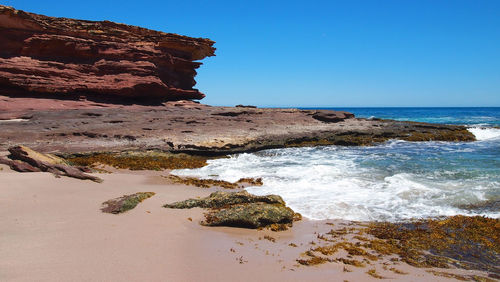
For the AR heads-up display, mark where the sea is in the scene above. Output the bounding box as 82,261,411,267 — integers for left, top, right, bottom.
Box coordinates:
172,107,500,222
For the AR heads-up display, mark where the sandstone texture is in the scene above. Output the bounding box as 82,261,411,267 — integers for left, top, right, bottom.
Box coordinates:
0,145,102,182
0,5,215,102
0,105,475,155
165,191,299,229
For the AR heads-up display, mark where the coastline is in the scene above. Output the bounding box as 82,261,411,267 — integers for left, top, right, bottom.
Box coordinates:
0,101,474,155
1,164,495,281
0,5,498,282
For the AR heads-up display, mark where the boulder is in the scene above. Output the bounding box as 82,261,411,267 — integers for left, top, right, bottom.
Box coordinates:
312,110,355,123
3,145,102,182
0,5,215,103
101,192,155,214
235,104,257,108
8,145,68,167
0,157,39,172
165,191,300,229
203,202,295,228
164,190,284,209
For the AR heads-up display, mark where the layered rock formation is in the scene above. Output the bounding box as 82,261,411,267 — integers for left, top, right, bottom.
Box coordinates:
0,5,215,102
0,145,102,182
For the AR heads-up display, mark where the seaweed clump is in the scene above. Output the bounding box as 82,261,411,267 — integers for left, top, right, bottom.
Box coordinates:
366,269,385,279
283,127,475,148
294,216,498,281
166,175,263,189
66,151,210,170
402,128,475,142
101,192,155,214
297,256,330,266
313,242,378,261
297,250,332,266
365,216,500,273
297,250,368,267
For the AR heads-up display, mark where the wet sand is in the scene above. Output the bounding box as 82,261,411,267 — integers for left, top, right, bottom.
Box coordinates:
0,165,491,281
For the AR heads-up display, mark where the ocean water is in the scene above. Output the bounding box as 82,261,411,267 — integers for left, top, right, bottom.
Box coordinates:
172,108,500,222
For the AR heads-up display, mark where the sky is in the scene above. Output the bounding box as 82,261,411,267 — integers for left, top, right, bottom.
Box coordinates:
5,0,500,107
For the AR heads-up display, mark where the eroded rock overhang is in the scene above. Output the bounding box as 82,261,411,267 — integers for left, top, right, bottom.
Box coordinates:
0,5,216,102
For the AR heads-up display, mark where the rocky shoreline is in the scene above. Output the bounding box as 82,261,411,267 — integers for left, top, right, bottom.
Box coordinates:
1,104,495,281
0,103,475,155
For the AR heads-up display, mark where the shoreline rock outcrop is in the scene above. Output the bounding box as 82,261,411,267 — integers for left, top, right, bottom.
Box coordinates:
0,106,475,156
165,191,301,230
165,191,285,209
0,5,215,103
166,175,263,189
101,192,155,214
0,145,102,182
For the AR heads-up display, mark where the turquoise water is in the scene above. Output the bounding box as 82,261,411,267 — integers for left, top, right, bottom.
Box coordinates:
316,107,500,126
173,108,500,221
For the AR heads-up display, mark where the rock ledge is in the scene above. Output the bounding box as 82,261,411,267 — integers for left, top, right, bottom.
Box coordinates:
0,5,215,102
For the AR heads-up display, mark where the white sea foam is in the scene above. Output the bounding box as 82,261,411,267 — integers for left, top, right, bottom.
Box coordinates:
0,118,29,123
172,144,499,222
468,127,500,140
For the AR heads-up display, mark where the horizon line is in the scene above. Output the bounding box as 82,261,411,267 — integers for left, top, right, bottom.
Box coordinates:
211,105,500,108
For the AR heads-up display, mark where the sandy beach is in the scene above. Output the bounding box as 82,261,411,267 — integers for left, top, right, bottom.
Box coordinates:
1,163,493,282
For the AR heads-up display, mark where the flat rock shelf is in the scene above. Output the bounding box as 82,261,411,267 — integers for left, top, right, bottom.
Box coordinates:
0,104,474,155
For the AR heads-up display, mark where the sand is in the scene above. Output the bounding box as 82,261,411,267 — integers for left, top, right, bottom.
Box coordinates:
0,165,492,281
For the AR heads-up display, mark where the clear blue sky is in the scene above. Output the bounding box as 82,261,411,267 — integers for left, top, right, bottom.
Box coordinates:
6,0,500,107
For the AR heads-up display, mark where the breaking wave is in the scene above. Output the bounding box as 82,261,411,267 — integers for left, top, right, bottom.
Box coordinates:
172,140,500,222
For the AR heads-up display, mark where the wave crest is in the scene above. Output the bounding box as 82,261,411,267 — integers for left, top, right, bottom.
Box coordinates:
468,127,500,141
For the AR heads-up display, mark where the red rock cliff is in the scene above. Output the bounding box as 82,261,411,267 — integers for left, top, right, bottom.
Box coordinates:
0,5,215,102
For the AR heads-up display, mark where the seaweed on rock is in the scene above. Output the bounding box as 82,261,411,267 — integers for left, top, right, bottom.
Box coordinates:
101,192,156,214
66,152,210,170
164,191,301,230
203,202,295,229
365,216,500,273
166,175,263,189
295,215,499,280
164,191,284,209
